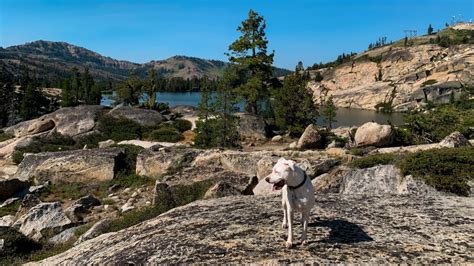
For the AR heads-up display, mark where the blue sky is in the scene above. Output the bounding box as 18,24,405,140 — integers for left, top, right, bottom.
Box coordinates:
1,0,473,69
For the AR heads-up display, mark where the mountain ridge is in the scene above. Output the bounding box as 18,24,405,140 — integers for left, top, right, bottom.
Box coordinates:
0,40,291,82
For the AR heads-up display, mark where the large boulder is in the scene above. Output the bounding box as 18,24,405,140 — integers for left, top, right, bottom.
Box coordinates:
0,178,29,201
14,148,125,183
13,202,74,241
235,113,267,140
4,105,107,138
354,122,394,147
340,165,401,194
136,147,201,178
108,106,164,127
48,227,78,245
339,165,438,195
297,124,322,149
439,131,471,148
219,151,263,177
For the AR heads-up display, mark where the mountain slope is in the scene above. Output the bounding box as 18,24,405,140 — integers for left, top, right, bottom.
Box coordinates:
0,40,291,82
309,24,474,111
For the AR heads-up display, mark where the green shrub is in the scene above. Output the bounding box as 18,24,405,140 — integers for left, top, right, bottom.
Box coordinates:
393,126,416,146
96,115,144,141
173,119,192,132
349,153,399,169
148,128,184,142
38,183,86,201
404,102,474,142
397,147,474,196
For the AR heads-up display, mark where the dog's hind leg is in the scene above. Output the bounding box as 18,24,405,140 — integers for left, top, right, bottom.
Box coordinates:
301,209,310,246
285,204,294,248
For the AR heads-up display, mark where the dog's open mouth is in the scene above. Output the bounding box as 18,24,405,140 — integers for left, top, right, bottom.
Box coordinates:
272,179,286,191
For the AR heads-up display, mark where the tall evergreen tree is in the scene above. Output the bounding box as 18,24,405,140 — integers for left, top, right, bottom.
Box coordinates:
81,67,96,104
213,67,240,147
0,72,17,127
226,9,274,115
322,96,338,129
143,69,158,109
19,80,49,120
116,70,143,106
60,79,74,107
271,65,318,136
194,76,218,148
71,67,81,104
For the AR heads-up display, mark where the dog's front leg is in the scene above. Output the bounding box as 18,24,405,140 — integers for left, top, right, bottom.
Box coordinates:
285,204,294,248
282,202,288,228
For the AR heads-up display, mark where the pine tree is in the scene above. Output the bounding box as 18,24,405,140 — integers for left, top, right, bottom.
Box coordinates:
226,9,274,115
322,96,337,129
71,67,81,104
144,69,158,109
19,80,49,120
60,79,74,107
81,67,95,104
213,67,240,147
116,70,143,106
427,24,434,35
271,65,318,136
194,76,218,148
0,73,17,127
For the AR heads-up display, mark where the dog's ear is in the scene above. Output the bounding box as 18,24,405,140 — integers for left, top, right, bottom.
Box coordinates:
284,160,295,171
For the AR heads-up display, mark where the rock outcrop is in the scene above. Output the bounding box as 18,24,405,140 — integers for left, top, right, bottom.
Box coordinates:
5,105,107,138
235,113,267,140
309,44,474,110
354,122,394,147
297,124,322,149
136,147,201,178
439,131,472,148
14,148,125,183
13,202,74,241
35,194,473,264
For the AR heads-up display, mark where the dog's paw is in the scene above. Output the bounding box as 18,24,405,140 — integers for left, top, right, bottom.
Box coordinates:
282,223,287,229
285,241,293,249
301,240,307,246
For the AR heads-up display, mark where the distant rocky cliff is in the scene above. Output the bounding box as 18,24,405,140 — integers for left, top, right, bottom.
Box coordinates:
309,28,474,111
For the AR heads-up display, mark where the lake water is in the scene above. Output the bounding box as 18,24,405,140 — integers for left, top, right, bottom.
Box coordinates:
101,92,404,127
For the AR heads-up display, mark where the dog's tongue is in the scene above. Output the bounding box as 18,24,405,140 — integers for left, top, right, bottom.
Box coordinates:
272,184,276,192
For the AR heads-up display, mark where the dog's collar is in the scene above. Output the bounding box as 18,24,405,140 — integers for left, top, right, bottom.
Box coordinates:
287,172,307,190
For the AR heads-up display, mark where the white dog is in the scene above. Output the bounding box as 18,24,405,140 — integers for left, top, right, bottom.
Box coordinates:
265,158,315,248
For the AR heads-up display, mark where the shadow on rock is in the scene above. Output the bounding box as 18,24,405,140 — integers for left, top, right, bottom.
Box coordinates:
309,219,373,244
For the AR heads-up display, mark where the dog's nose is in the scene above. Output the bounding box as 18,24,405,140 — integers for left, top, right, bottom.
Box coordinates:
265,176,270,183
